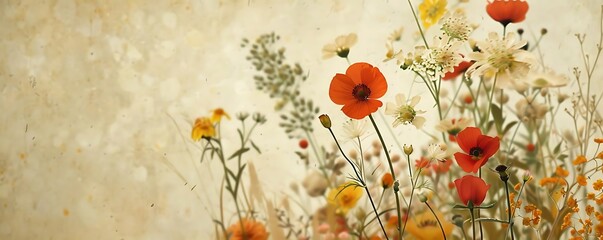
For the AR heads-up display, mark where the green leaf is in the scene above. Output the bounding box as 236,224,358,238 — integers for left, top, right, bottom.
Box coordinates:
503,121,518,135
228,148,250,160
491,103,503,134
453,204,469,209
250,140,261,154
475,201,497,209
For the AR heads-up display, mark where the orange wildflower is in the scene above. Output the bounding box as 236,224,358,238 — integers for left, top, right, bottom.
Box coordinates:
597,151,603,160
555,166,569,177
593,179,603,191
329,62,388,119
577,175,587,186
382,173,394,189
594,138,603,144
572,155,587,165
226,219,269,240
210,108,230,123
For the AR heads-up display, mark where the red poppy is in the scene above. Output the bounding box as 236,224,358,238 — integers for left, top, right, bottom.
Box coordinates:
329,62,388,119
415,157,430,169
454,127,500,173
442,61,473,80
454,175,490,206
486,0,529,27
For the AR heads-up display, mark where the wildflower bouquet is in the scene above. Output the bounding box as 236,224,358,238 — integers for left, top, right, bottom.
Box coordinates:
192,1,603,239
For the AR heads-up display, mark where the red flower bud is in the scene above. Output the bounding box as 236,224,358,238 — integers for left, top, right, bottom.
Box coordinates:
454,175,490,206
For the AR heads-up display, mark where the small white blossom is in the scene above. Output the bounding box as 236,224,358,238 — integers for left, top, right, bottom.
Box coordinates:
343,118,368,140
408,36,464,80
322,33,357,59
441,11,472,41
385,94,426,129
524,68,569,88
426,144,447,162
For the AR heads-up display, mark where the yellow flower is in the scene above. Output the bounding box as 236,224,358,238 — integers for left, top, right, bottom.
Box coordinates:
406,209,454,240
191,117,215,141
210,108,230,123
418,0,448,29
327,182,363,214
226,219,269,240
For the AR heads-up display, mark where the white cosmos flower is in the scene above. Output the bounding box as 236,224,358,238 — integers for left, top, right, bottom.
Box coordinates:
467,32,537,90
343,118,368,140
385,94,426,129
322,33,358,59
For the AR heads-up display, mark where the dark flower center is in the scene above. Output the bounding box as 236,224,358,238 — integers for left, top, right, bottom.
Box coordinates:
470,147,484,159
352,84,371,101
337,48,350,58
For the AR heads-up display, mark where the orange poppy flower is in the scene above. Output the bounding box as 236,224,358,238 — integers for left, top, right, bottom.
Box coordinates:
453,127,500,173
486,0,529,27
329,62,388,119
454,175,490,206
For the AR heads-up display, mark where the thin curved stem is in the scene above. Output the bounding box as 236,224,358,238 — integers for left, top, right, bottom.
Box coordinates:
369,114,401,240
426,202,447,240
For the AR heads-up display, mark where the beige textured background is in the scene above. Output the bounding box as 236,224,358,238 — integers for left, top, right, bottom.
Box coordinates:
1,0,601,239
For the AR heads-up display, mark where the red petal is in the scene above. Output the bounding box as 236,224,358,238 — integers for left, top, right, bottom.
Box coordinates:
454,153,479,173
480,136,501,159
454,178,469,206
341,99,382,119
329,73,357,105
362,66,388,99
346,62,372,85
456,127,481,153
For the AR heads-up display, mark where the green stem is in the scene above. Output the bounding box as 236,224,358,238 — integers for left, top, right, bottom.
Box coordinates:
406,0,429,48
426,202,447,240
327,127,388,239
369,114,401,240
470,207,476,240
504,180,515,240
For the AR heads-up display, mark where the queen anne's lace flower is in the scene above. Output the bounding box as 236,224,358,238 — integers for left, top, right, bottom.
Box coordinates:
407,36,464,80
467,32,537,90
441,11,472,41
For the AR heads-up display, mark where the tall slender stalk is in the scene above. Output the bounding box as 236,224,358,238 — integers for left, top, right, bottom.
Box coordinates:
326,127,389,239
369,114,402,240
426,202,447,240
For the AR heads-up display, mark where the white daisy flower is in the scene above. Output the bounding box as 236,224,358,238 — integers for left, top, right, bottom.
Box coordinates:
385,94,427,129
467,32,537,90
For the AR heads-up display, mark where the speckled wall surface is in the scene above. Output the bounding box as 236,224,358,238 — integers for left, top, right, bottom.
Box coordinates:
1,0,601,239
